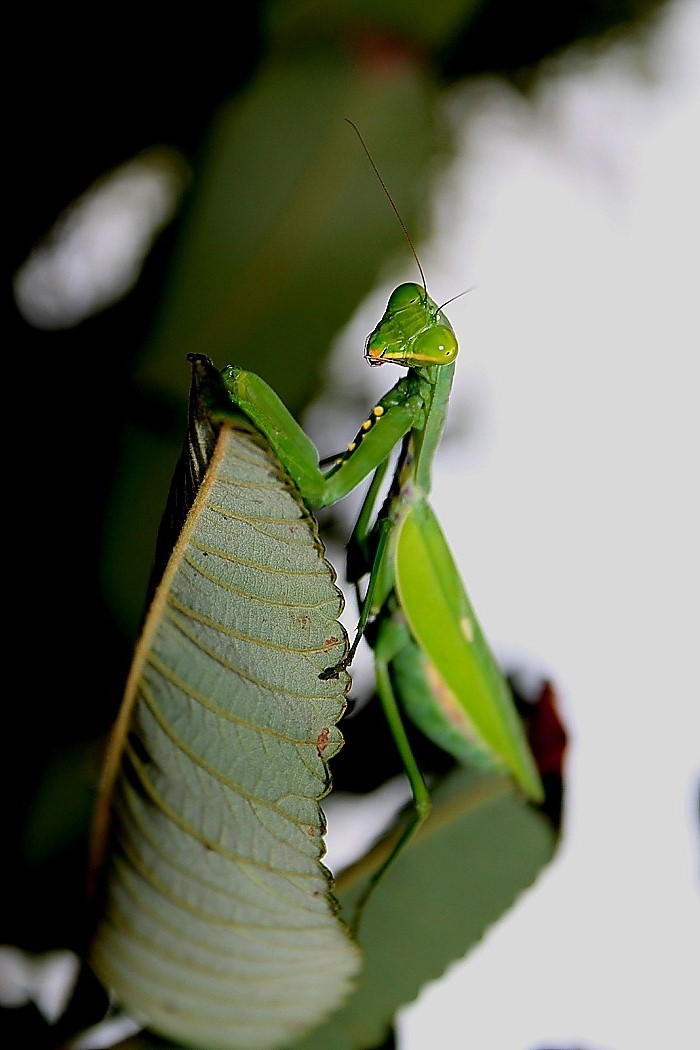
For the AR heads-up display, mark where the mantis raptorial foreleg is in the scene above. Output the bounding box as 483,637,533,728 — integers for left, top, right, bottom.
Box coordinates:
220,364,425,507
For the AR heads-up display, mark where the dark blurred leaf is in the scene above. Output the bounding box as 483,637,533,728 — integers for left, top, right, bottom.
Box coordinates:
266,0,483,50
441,0,670,80
21,745,102,867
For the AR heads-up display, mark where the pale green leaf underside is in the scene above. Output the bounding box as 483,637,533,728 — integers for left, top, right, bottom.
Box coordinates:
91,419,360,1050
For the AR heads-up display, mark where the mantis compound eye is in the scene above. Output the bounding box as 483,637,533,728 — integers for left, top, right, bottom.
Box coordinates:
387,281,424,312
411,325,458,365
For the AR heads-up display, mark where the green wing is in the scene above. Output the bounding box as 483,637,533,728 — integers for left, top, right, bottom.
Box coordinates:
90,359,360,1050
395,500,543,801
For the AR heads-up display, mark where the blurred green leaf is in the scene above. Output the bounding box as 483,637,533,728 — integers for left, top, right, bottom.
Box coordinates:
101,419,183,636
137,53,442,413
291,769,556,1050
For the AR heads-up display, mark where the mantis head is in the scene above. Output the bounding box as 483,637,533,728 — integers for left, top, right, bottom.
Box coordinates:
365,282,458,368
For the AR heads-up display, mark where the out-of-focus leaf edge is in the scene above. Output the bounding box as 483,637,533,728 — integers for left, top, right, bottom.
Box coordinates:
289,766,558,1050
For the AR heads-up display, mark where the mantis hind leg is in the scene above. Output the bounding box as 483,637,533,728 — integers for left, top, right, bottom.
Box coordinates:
319,506,393,680
350,622,432,935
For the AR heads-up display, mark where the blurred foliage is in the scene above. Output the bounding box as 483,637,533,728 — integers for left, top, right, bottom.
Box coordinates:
292,767,557,1050
4,0,667,1046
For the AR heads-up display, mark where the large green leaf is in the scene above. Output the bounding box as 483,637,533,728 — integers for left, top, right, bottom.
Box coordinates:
396,500,543,800
90,358,360,1050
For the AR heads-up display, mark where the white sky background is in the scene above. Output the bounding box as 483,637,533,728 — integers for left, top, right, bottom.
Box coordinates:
323,2,699,1048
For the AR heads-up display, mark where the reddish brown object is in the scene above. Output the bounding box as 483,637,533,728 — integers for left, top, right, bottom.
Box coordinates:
526,680,568,779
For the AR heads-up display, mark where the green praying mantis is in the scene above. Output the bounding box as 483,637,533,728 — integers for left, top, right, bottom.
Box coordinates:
216,126,543,912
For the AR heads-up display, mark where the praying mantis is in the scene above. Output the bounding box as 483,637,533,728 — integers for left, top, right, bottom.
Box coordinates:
220,280,541,890
218,125,543,909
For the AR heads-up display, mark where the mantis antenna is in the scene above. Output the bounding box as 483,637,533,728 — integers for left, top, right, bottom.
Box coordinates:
438,287,475,312
345,118,428,297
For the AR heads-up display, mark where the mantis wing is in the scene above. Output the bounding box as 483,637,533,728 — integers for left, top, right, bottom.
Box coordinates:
394,500,543,801
90,359,360,1050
